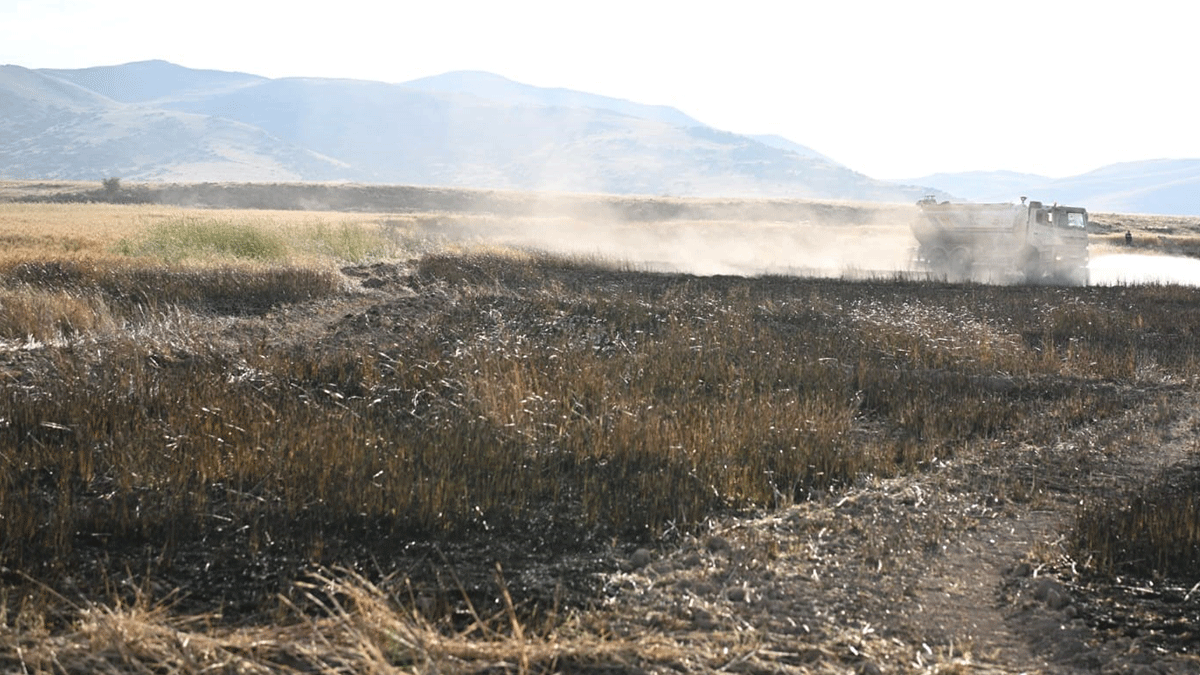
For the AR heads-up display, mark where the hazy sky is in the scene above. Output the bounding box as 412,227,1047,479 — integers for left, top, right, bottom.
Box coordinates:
2,0,1192,178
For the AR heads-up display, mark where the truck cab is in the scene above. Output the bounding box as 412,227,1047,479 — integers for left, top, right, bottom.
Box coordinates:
1023,200,1089,284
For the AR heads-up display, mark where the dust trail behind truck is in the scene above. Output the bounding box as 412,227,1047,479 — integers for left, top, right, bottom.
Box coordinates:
912,196,1089,285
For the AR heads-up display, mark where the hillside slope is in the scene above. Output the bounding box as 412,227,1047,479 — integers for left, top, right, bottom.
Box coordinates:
1,60,939,201
0,65,349,182
401,70,704,128
910,160,1200,215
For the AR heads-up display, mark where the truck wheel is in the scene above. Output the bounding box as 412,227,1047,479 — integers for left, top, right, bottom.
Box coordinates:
1021,247,1042,283
948,247,973,279
924,247,948,276
1061,267,1089,286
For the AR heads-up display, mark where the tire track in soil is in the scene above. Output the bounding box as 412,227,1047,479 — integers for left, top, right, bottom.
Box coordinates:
907,388,1200,674
908,509,1064,673
595,389,1200,673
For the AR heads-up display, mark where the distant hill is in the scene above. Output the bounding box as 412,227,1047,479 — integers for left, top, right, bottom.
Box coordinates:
748,134,841,165
909,160,1200,216
38,59,265,104
1050,160,1200,215
402,70,704,129
17,60,1198,214
0,65,348,182
0,63,113,110
901,170,1051,204
0,60,945,202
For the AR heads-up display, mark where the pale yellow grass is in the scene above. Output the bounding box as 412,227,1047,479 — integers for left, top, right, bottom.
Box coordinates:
0,203,423,264
0,203,151,258
4,569,682,675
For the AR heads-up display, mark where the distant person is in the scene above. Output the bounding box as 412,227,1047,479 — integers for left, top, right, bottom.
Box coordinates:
1125,230,1133,246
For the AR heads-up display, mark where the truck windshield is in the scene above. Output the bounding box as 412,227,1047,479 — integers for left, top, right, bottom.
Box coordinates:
1064,212,1086,229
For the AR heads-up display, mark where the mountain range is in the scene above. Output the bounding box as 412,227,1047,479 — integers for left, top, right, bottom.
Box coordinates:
906,160,1200,216
2,60,1196,214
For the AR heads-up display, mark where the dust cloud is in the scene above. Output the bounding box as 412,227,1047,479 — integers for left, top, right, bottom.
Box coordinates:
1089,253,1200,287
418,199,921,278
423,205,1200,287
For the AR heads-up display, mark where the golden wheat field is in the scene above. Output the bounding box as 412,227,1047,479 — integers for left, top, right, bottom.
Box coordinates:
1,183,1199,674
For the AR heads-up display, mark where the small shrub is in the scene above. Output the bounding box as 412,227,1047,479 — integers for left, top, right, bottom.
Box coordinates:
295,221,399,262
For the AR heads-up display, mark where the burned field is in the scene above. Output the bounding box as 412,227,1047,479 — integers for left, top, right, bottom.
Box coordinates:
1,196,1199,672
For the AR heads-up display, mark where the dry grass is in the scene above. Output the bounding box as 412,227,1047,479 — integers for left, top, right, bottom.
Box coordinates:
1089,211,1200,237
1,566,753,675
0,258,343,341
3,251,1196,562
0,203,154,259
0,203,430,265
1073,466,1200,583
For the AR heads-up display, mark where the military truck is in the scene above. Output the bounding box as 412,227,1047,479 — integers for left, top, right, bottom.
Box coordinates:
912,196,1089,284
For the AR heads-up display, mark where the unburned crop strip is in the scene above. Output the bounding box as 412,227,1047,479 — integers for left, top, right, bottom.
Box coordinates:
0,258,342,340
0,286,118,341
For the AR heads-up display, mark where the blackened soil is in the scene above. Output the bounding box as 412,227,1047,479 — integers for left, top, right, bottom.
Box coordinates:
43,507,616,626
5,254,1200,674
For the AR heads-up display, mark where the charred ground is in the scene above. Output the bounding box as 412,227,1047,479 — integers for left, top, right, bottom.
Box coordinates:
0,186,1198,673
